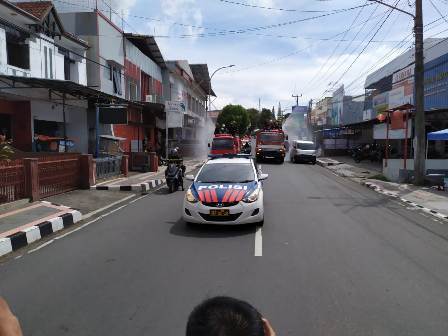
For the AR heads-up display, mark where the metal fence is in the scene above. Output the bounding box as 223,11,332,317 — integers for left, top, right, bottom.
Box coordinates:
95,155,122,180
0,160,26,204
38,155,81,198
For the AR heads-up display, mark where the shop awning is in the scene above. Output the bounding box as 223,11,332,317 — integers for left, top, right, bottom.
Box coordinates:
428,129,448,141
0,75,143,106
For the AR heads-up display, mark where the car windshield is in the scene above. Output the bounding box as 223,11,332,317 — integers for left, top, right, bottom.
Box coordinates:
298,142,315,150
196,163,255,183
212,138,234,150
260,133,284,143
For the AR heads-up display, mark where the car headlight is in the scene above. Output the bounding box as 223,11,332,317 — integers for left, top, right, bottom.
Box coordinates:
185,189,198,203
243,187,261,203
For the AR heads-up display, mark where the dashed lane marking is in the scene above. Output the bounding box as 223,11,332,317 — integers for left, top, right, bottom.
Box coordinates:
255,227,262,257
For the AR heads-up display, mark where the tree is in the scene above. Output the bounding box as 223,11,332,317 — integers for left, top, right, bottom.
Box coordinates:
216,104,250,136
246,108,260,132
258,108,275,129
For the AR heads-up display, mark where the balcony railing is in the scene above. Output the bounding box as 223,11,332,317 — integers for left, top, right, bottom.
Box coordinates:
5,65,31,78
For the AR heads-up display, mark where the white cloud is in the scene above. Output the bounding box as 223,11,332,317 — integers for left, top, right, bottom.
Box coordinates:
160,0,204,36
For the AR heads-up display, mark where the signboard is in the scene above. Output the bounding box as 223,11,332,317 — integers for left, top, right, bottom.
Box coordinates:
332,85,344,125
393,64,414,84
373,120,412,140
372,92,389,114
166,101,185,128
99,106,128,124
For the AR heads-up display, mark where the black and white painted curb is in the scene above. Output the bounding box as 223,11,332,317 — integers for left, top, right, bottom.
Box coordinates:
0,204,82,257
361,181,448,221
316,158,340,167
91,179,166,192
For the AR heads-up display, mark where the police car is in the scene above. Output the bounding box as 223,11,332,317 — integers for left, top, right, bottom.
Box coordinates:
183,156,268,226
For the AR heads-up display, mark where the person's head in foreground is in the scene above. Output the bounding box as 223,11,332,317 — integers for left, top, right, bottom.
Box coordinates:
186,296,276,336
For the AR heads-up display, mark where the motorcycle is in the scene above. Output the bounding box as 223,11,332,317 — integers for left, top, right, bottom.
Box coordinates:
164,148,186,193
352,145,370,163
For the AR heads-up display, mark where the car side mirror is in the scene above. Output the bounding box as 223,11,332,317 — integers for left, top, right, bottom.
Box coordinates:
185,174,195,181
259,173,269,181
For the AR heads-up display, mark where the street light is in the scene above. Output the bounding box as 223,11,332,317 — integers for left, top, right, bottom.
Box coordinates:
368,0,425,185
207,65,235,120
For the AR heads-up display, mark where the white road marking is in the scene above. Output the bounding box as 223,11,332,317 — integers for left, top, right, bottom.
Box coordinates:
82,194,136,220
96,177,125,186
28,240,55,253
255,227,263,257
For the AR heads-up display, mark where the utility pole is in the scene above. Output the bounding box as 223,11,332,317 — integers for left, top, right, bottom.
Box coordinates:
414,0,425,185
368,0,425,185
258,98,261,112
292,94,302,107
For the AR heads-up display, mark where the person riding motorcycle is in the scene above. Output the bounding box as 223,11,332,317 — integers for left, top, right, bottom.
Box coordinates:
165,147,186,192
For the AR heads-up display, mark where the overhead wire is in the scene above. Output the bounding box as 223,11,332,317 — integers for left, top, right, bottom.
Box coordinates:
322,0,402,98
429,0,448,24
217,0,365,12
304,1,373,91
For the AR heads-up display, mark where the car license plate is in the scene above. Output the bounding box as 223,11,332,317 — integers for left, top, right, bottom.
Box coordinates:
210,209,230,216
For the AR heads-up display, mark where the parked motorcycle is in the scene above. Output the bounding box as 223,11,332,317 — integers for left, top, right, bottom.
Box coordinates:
352,144,370,163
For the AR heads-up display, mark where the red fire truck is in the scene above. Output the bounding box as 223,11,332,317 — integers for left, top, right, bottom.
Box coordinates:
209,134,239,155
255,128,286,163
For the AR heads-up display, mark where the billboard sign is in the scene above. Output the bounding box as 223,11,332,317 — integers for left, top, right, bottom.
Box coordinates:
372,92,389,114
166,101,185,128
99,106,128,124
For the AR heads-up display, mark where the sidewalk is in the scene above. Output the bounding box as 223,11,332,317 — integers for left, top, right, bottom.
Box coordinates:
0,157,205,257
0,200,82,256
318,156,382,179
317,156,448,219
92,158,204,192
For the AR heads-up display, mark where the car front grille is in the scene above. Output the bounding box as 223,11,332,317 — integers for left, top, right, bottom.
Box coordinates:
199,213,242,222
202,201,239,207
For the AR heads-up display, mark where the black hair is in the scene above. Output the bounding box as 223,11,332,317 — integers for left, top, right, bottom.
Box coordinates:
186,296,265,336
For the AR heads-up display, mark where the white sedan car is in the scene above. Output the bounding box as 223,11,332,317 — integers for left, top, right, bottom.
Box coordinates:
182,156,268,226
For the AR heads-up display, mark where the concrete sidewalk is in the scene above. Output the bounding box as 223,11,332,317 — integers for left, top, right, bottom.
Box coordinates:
317,156,382,178
91,158,204,192
361,179,448,219
0,200,82,257
317,156,448,219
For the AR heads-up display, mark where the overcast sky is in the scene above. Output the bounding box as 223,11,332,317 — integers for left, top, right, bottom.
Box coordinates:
110,0,447,112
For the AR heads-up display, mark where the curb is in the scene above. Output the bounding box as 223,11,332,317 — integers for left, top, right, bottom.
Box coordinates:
361,180,448,221
0,208,82,258
316,159,340,167
91,179,166,193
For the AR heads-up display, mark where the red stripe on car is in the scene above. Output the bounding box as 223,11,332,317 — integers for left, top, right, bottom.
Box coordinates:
210,189,218,202
222,189,233,203
204,190,211,203
228,190,240,202
235,190,246,202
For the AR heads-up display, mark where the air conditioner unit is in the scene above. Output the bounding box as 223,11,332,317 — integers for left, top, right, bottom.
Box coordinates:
145,94,156,103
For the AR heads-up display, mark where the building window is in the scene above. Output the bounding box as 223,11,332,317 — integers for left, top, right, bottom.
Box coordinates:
6,30,29,70
128,80,138,101
108,62,122,95
44,46,48,78
49,49,53,79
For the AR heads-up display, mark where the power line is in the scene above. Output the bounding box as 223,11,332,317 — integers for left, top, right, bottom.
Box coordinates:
305,1,373,90
309,4,387,93
325,0,401,96
225,10,391,73
217,0,365,12
429,0,448,24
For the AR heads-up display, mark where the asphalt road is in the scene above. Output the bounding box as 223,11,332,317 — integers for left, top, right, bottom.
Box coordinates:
1,162,448,335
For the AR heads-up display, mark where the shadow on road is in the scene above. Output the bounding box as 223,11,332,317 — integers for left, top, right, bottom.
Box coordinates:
167,218,255,239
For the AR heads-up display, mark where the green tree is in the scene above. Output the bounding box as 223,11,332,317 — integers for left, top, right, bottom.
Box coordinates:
258,108,275,129
246,108,260,132
216,104,250,136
